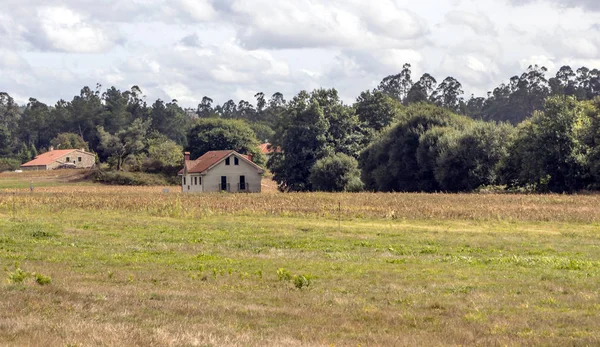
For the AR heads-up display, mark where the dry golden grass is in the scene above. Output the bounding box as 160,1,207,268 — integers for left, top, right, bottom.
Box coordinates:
1,186,600,223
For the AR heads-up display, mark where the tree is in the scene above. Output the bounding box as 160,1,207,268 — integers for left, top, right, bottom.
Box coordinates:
377,63,413,102
186,118,264,166
150,99,191,146
269,97,329,192
359,103,471,192
102,86,132,134
68,86,104,148
406,73,437,104
432,77,464,112
248,122,275,143
355,90,403,132
18,98,51,149
50,133,89,151
145,133,184,174
97,118,150,171
197,96,214,118
499,96,586,192
309,153,363,192
433,122,514,192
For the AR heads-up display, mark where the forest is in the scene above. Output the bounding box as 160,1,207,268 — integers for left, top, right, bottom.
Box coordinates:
1,63,600,193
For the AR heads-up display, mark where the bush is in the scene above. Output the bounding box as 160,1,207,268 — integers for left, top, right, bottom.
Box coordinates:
91,170,173,186
309,153,363,192
0,158,21,172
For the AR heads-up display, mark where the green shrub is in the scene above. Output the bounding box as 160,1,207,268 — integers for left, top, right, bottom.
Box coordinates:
0,158,21,172
34,273,52,285
91,170,172,186
310,153,363,192
277,268,292,281
293,275,312,289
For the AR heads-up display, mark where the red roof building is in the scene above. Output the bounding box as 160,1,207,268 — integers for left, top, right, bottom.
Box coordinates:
179,150,264,193
20,148,95,171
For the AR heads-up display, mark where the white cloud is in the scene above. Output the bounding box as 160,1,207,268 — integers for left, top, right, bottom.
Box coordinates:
445,11,497,36
32,7,114,53
0,0,600,108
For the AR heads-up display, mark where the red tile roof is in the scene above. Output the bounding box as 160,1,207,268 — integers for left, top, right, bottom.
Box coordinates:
178,150,264,175
260,143,281,154
21,149,79,167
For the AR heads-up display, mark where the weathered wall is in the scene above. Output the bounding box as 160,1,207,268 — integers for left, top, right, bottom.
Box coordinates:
47,151,95,170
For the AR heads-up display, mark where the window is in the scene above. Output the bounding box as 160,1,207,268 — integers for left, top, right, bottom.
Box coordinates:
199,177,202,185
240,175,246,190
183,177,186,185
225,157,230,165
78,157,82,162
66,157,70,162
234,157,239,165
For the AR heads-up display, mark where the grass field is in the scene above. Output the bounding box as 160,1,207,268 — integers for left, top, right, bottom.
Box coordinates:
0,171,599,346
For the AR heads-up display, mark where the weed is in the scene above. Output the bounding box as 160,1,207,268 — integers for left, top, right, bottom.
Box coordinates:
293,275,312,289
277,268,292,281
8,267,29,284
34,273,52,285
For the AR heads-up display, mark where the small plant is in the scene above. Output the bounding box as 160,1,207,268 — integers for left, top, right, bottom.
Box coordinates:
8,267,29,284
277,268,292,281
293,275,312,289
34,273,52,285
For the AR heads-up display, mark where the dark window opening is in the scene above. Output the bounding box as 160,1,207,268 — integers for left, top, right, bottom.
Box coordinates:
240,175,246,190
234,157,239,165
78,157,82,162
183,177,186,185
199,177,202,185
194,177,198,185
66,157,70,162
225,157,230,165
221,176,227,191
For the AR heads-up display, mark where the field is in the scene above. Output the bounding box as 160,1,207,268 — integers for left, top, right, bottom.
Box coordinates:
0,171,599,346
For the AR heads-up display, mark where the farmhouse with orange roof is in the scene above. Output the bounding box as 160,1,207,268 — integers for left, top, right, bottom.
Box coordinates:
20,147,95,171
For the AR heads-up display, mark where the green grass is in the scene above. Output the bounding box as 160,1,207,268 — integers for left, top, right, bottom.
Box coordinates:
0,202,599,346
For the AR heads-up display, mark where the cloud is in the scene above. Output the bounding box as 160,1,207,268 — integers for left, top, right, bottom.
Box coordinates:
536,26,600,59
22,7,116,53
225,0,429,50
508,0,600,11
445,11,497,36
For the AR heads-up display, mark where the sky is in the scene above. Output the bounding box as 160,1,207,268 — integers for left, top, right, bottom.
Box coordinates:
0,0,599,108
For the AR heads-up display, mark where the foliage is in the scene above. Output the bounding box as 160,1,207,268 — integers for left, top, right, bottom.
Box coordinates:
50,132,90,151
360,103,471,192
97,118,150,171
500,96,586,192
91,170,173,186
433,122,515,192
269,89,363,191
146,134,184,173
0,158,21,172
186,118,264,166
355,90,403,132
309,153,363,192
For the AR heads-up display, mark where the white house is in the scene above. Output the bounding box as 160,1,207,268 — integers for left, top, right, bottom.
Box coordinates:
178,150,264,193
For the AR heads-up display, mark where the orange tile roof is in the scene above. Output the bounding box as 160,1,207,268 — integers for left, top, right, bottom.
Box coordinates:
21,149,78,167
260,143,281,154
178,150,264,175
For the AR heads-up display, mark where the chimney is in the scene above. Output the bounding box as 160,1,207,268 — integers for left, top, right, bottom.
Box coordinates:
184,152,190,161
80,148,85,152
49,146,54,151
248,154,253,162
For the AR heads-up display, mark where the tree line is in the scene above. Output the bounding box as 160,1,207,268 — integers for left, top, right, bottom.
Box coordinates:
1,63,600,192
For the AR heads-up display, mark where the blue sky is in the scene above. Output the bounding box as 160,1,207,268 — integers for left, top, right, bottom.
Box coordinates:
1,0,599,107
